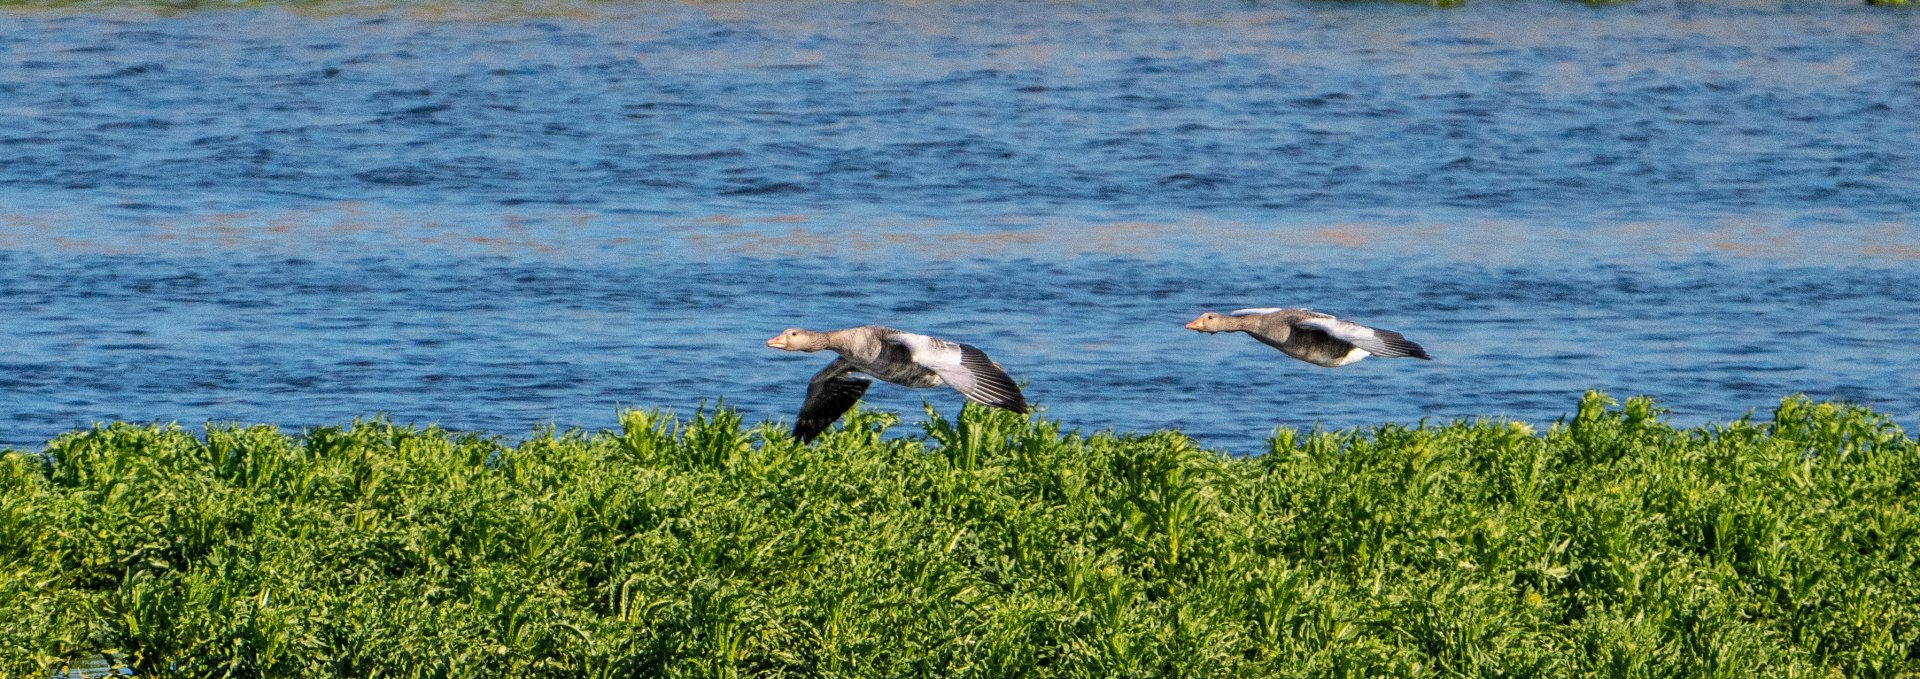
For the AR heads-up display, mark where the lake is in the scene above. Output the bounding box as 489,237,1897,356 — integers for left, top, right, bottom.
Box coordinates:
2,0,1916,453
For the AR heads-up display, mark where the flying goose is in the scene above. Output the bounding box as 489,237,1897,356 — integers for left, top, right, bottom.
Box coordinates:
1185,308,1430,367
767,326,1029,442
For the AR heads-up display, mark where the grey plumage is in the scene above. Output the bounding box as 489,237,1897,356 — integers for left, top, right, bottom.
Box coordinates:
769,326,1029,443
1188,308,1431,367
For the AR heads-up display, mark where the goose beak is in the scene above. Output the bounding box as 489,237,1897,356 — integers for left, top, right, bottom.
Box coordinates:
766,335,787,349
1184,318,1204,331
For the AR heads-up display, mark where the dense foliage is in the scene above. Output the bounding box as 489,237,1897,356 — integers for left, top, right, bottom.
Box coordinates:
3,393,1918,677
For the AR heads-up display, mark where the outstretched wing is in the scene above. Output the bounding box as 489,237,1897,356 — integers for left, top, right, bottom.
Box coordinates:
885,334,1030,413
794,358,873,443
1291,317,1431,360
1230,307,1288,316
949,344,1030,413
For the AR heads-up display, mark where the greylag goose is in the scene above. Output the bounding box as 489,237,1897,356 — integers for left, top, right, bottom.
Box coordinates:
767,326,1029,442
1185,308,1430,367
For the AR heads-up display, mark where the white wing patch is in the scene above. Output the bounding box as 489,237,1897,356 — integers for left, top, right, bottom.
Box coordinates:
1230,307,1286,316
883,332,1028,412
1294,317,1374,342
884,332,960,367
1293,317,1429,360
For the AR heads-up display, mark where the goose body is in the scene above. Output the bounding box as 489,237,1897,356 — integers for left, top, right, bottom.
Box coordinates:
1185,308,1430,367
767,326,1028,442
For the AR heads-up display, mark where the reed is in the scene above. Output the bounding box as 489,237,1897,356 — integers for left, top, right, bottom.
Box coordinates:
4,392,1917,677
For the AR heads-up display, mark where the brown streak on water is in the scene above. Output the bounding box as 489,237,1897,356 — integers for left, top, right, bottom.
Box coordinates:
4,204,1918,267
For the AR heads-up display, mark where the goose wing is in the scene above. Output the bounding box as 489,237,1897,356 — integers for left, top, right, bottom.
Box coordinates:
1291,317,1431,360
885,333,1029,413
793,358,872,443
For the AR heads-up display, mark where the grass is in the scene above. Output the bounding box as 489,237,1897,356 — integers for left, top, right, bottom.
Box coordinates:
3,392,1918,677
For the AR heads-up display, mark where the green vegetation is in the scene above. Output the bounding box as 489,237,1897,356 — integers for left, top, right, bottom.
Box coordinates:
4,393,1918,677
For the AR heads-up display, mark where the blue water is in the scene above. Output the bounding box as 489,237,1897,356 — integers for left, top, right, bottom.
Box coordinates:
2,0,1917,453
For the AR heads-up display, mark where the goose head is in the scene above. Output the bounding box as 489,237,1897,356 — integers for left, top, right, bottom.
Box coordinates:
1185,312,1229,334
766,328,829,351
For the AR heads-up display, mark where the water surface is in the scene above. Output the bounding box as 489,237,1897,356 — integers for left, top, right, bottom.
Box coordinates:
3,0,1917,452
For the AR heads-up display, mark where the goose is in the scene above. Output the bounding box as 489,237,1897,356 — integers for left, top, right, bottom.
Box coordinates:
767,326,1029,442
1185,308,1430,367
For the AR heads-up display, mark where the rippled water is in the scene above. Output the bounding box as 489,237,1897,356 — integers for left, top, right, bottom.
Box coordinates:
2,0,1917,452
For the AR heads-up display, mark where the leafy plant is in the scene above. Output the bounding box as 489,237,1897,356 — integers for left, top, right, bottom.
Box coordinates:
4,393,1917,677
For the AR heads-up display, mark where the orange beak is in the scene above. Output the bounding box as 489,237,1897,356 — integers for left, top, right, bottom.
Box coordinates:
1184,318,1205,331
766,335,787,349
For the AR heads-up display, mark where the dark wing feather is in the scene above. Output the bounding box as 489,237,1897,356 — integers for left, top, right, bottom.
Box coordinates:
794,359,872,443
954,344,1029,414
1292,317,1431,360
1366,327,1431,359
